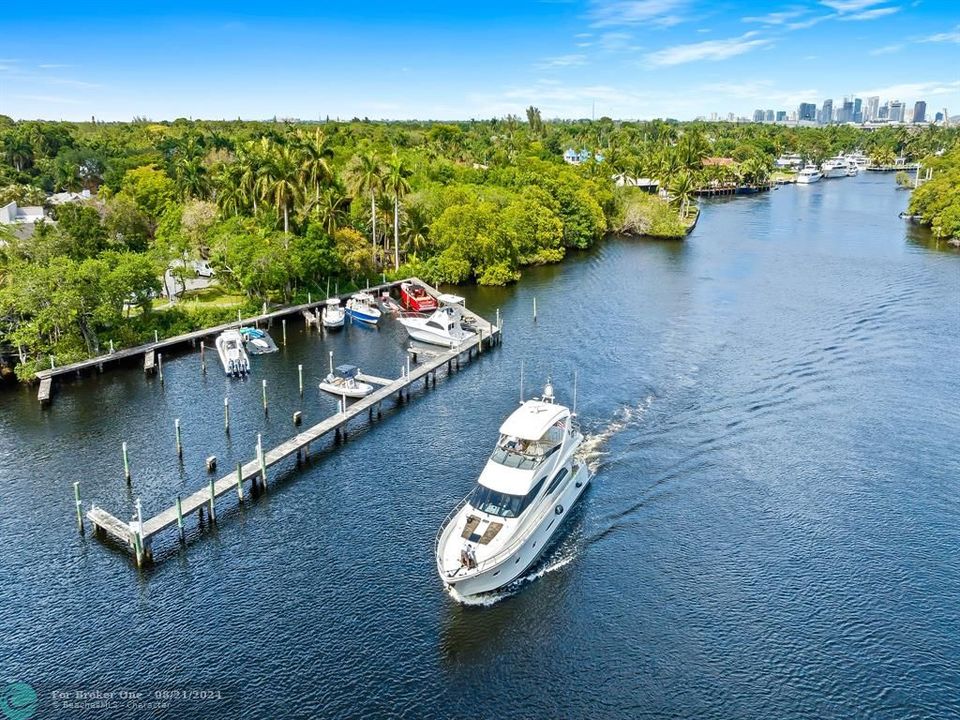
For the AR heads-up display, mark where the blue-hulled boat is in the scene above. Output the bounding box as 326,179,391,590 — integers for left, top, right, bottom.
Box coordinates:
345,292,382,325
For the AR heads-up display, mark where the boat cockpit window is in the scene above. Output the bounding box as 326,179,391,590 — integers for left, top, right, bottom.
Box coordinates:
426,320,444,330
472,478,546,519
546,467,568,495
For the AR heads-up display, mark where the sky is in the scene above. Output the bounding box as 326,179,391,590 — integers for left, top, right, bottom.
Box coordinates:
1,0,958,121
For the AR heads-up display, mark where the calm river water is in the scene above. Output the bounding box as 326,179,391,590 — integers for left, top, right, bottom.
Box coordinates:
2,173,958,719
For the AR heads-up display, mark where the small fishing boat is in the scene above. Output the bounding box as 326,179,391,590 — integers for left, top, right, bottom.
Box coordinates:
400,282,438,313
345,292,382,325
321,298,346,329
239,327,278,354
397,294,475,348
318,364,373,399
379,292,402,315
436,381,589,597
215,329,250,376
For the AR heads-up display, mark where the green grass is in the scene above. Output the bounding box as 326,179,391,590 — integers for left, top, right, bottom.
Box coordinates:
154,284,248,311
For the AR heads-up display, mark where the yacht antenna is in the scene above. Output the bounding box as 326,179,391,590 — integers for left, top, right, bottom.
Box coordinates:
573,369,578,416
519,360,524,404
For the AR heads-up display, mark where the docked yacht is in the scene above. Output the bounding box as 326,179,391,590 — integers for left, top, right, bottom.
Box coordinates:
400,282,438,313
345,292,381,325
821,156,849,179
215,329,250,376
318,363,373,398
436,382,590,597
796,165,823,184
321,298,345,329
397,294,475,348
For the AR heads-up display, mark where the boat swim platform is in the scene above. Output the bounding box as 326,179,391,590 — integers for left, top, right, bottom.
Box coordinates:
34,277,444,405
81,283,502,567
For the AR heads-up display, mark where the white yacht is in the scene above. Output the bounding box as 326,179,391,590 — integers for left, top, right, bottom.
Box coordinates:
820,156,849,179
321,298,345,329
436,382,590,597
215,329,250,376
847,151,870,171
398,294,475,348
796,165,823,184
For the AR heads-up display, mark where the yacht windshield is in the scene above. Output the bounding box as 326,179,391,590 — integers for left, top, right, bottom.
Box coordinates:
471,479,545,519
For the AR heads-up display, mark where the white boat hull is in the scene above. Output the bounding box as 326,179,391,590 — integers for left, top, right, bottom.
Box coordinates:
440,463,590,597
318,380,373,398
322,312,345,328
402,325,468,348
796,174,821,184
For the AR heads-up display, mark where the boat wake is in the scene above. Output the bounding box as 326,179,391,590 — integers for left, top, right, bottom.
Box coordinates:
577,395,654,473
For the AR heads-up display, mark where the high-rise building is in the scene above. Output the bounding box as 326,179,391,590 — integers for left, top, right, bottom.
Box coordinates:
913,101,927,123
765,109,774,122
853,98,863,123
866,96,880,121
935,111,944,122
821,98,833,124
889,100,905,122
878,103,889,120
753,109,764,122
839,98,854,124
776,110,787,122
799,103,817,121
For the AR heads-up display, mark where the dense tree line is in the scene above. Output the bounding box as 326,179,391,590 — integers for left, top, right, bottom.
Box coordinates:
908,145,960,242
0,113,956,378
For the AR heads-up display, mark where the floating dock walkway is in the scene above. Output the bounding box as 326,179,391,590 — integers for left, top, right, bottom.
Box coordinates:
80,280,502,567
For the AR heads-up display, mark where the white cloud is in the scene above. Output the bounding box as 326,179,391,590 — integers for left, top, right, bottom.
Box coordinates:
598,31,636,51
923,26,960,43
699,80,819,105
535,54,589,69
38,63,73,69
589,0,688,27
869,43,903,54
742,8,807,24
787,14,834,29
820,0,886,11
644,32,773,66
838,6,900,20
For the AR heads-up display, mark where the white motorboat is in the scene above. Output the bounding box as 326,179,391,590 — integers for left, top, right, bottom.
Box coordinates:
239,327,278,354
847,151,870,170
436,382,590,597
796,165,823,184
345,292,381,325
820,156,849,179
321,298,345,329
215,329,250,376
397,294,475,348
318,363,373,399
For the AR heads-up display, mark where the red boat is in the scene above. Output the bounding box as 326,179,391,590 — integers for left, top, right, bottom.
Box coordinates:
400,282,438,312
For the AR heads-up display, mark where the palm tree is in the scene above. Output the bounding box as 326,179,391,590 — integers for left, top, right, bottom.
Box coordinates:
305,185,349,235
236,141,262,214
296,128,334,205
260,144,301,241
384,152,412,270
345,149,384,261
669,171,695,220
175,155,209,200
215,164,245,216
401,204,430,257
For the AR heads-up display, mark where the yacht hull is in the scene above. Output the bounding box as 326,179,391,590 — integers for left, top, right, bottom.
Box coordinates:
346,307,380,325
441,463,590,597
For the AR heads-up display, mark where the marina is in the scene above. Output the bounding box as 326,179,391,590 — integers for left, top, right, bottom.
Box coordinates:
79,280,501,566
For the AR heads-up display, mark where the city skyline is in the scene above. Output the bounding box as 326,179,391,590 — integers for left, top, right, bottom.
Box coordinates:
1,0,958,121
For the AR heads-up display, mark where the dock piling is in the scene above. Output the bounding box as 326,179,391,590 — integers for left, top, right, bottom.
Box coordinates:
262,379,268,415
175,418,182,458
200,341,206,373
224,397,230,434
293,411,302,426
236,462,244,501
496,308,500,331
109,340,114,354
122,441,131,484
176,494,184,543
74,481,83,534
208,478,217,523
533,297,537,322
154,330,159,343
298,364,303,396
158,353,164,385
282,319,287,347
257,434,267,488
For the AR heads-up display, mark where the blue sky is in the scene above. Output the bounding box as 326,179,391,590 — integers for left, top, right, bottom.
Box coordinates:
1,0,957,121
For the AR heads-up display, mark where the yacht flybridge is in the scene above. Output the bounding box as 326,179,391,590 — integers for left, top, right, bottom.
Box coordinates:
436,382,589,597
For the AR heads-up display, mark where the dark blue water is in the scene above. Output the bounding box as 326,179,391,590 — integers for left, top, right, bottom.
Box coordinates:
2,174,958,719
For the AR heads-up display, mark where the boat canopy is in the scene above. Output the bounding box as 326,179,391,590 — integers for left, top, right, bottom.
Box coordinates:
498,400,568,441
477,461,541,495
335,364,358,377
325,297,341,306
352,292,375,302
437,293,465,306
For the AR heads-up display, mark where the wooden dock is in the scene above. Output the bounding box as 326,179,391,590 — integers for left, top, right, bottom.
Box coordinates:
83,279,503,566
35,278,434,405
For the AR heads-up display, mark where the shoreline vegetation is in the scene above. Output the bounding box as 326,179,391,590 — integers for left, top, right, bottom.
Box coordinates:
1,113,956,381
